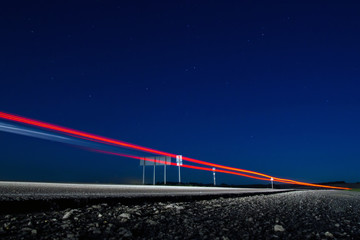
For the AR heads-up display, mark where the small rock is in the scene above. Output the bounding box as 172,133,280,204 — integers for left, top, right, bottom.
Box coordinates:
63,210,73,220
31,229,37,235
274,225,285,232
335,223,340,227
21,227,32,232
165,204,174,209
334,231,345,237
91,227,101,235
176,206,185,210
119,213,131,219
67,233,75,238
118,227,132,238
98,213,102,218
61,224,70,229
146,220,158,225
165,204,184,210
325,232,334,238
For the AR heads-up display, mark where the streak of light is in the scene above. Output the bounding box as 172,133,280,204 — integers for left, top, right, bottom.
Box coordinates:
0,111,351,190
0,122,71,143
0,121,123,153
0,112,269,178
90,149,350,190
91,149,270,181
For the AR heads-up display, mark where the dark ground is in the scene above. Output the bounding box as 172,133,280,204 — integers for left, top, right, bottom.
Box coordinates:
0,190,359,239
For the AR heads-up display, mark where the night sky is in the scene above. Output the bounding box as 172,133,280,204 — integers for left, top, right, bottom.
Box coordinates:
1,1,360,185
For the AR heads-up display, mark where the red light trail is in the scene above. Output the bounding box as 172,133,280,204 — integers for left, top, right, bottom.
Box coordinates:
0,112,271,178
0,111,350,190
91,149,270,181
91,149,350,190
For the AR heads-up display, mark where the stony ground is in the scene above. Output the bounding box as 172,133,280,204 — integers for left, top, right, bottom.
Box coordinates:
0,190,360,239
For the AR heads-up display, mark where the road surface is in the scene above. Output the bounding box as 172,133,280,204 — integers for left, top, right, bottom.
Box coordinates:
0,181,287,201
0,189,359,239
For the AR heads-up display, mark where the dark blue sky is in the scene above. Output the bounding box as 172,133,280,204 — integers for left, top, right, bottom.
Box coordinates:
0,1,359,185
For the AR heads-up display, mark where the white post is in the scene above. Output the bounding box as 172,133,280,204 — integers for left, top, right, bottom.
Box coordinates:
176,155,182,184
153,160,156,185
164,164,166,185
142,162,145,185
271,177,274,189
213,167,216,186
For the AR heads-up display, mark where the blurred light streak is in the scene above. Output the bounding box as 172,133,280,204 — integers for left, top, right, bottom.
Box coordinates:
90,150,350,190
91,149,270,181
0,112,269,178
0,122,71,143
0,111,350,190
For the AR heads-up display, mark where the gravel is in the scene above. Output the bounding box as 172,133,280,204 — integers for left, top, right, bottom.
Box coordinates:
0,190,359,239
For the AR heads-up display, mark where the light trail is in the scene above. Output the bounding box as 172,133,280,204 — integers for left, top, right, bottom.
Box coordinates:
90,149,350,190
91,149,270,181
0,112,270,178
0,121,136,156
0,122,72,143
0,111,350,190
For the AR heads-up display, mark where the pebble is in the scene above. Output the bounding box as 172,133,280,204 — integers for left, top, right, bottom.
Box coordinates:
325,231,334,238
118,227,132,238
119,213,131,219
146,219,158,225
67,233,75,238
62,210,73,220
274,225,285,232
20,227,32,231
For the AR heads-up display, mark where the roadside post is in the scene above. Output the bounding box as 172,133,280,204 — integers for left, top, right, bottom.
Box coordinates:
153,157,156,185
176,155,183,184
164,161,167,185
271,177,274,189
142,158,145,184
213,167,216,186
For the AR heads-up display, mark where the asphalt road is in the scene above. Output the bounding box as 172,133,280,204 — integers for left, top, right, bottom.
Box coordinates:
0,181,287,201
0,189,359,239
